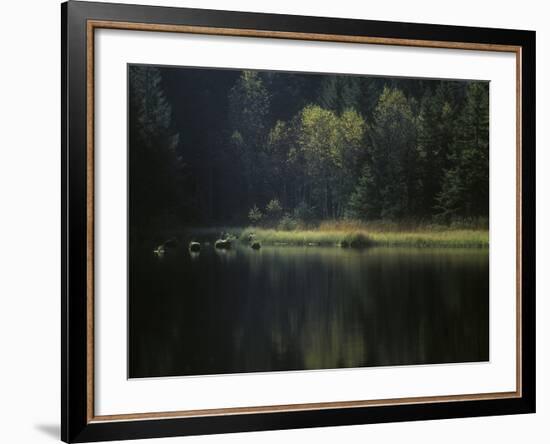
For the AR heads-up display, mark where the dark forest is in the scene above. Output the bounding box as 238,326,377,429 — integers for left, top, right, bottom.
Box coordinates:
129,65,489,244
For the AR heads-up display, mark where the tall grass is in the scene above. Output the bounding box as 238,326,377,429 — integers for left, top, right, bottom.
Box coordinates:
239,227,375,247
318,217,489,232
182,219,489,248
239,221,488,248
367,230,488,248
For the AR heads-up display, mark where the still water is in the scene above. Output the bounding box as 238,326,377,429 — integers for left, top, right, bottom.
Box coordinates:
129,243,489,378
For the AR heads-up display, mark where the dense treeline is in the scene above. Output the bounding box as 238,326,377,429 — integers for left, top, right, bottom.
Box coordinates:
129,65,489,234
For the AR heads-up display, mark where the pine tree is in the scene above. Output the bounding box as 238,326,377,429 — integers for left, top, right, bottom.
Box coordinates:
417,82,462,215
346,164,378,219
363,87,419,219
436,82,489,220
128,66,182,233
228,71,270,206
318,76,361,113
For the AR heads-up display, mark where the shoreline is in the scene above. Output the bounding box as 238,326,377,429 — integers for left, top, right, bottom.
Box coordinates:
180,226,489,249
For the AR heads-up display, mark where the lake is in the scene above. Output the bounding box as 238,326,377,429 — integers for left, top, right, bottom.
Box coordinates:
129,242,489,378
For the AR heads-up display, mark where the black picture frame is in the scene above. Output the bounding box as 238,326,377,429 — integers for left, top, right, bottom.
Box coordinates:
62,1,536,442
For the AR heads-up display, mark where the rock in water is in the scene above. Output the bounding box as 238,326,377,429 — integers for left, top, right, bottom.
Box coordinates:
189,241,201,252
250,241,261,250
215,239,232,250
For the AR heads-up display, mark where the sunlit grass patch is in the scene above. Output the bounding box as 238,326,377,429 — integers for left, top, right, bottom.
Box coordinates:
239,225,488,248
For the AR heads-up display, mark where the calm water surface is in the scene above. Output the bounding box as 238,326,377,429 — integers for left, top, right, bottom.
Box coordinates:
129,242,488,378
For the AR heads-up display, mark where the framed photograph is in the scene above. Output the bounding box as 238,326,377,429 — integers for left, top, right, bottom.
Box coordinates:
61,1,535,442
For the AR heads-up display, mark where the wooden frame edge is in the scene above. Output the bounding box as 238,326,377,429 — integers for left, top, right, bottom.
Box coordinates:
89,19,521,52
86,18,95,424
85,18,524,425
90,391,521,423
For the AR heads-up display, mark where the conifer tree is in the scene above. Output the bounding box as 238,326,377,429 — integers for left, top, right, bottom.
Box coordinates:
128,66,181,232
436,82,489,219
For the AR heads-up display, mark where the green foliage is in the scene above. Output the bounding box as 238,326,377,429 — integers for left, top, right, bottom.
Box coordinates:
297,105,366,219
267,118,305,210
267,120,294,178
339,232,374,248
128,66,183,234
376,87,419,219
248,205,264,225
230,130,244,147
229,71,269,140
130,66,172,143
416,83,460,215
265,198,283,221
346,164,377,219
318,76,362,113
278,213,299,231
293,201,316,225
436,82,489,220
236,80,487,226
350,87,419,220
229,71,270,206
297,105,341,218
130,67,489,233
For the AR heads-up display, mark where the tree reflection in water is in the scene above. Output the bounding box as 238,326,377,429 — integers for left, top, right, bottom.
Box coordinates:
129,244,488,378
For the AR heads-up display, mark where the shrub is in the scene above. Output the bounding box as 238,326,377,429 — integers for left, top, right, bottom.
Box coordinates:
248,205,264,225
341,231,373,248
278,213,299,231
265,199,283,222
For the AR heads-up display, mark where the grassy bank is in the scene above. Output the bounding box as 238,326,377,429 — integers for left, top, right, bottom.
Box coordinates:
239,228,487,248
183,220,489,249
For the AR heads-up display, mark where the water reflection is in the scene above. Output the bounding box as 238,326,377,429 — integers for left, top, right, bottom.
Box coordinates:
129,244,488,378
